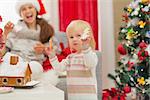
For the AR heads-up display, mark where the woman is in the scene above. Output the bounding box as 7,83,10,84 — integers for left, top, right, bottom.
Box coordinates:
1,0,58,85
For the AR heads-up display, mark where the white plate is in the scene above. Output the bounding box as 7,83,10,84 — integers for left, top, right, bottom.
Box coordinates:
15,80,40,88
0,87,14,94
26,80,40,86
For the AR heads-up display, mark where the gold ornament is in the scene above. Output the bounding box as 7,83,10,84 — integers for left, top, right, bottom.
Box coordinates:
138,21,146,28
127,7,132,13
141,0,149,3
137,77,145,85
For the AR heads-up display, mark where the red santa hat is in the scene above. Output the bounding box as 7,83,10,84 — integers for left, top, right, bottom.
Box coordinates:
15,0,40,15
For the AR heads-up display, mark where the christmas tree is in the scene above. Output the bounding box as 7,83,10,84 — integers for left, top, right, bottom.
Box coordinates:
108,0,150,99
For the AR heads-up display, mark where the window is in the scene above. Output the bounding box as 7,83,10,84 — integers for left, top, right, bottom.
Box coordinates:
16,78,23,85
2,78,8,85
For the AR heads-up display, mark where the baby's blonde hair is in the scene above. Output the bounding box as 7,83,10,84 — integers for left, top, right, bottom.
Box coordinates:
66,20,96,49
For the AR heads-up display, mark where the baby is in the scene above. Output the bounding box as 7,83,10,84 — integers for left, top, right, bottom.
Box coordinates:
46,20,98,100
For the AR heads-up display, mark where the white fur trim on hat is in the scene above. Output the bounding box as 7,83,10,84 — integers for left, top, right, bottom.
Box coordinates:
15,0,40,15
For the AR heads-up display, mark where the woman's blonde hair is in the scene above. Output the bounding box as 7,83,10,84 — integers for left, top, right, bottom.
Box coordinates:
66,20,96,49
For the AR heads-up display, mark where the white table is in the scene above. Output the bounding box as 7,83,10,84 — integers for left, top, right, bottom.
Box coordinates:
0,84,64,100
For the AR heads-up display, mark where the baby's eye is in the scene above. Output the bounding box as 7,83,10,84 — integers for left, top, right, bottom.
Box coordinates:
77,34,81,37
70,36,74,39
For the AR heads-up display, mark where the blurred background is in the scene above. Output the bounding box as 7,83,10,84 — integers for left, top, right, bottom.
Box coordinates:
0,0,131,90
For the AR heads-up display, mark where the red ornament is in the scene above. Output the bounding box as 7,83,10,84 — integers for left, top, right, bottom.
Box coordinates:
137,50,149,61
103,88,127,100
0,16,2,22
102,90,110,100
122,13,129,23
0,28,3,35
117,44,127,55
60,42,64,50
139,56,144,61
42,58,53,72
139,42,147,49
0,16,4,63
57,54,66,62
0,58,3,63
138,50,142,56
62,47,71,56
0,15,2,35
111,88,118,93
112,96,126,100
123,85,131,93
144,51,149,56
127,61,134,71
43,47,71,72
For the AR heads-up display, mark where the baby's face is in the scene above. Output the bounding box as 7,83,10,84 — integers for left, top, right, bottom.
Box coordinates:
67,29,83,52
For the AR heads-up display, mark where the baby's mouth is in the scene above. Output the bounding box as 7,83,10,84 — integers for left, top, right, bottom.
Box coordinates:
73,43,78,46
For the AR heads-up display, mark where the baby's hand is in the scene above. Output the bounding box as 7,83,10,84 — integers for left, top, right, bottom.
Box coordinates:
81,28,91,50
81,28,90,40
82,37,90,50
4,21,14,37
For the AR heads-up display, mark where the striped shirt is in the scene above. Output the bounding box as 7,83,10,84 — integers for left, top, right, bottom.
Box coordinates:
50,47,98,100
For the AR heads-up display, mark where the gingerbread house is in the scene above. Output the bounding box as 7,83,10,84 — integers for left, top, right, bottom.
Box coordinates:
0,54,32,87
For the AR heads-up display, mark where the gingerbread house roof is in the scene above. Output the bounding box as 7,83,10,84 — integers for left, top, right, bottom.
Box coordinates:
0,53,32,77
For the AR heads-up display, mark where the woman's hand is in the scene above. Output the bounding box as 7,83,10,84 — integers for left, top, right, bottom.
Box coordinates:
34,42,45,54
3,21,14,38
45,47,56,59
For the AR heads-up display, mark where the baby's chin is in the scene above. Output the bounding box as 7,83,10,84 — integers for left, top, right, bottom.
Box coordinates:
71,48,82,53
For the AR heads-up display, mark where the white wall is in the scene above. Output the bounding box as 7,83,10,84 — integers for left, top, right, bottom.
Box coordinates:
0,0,20,28
0,0,59,31
99,0,116,89
0,0,116,89
42,0,59,31
98,0,101,51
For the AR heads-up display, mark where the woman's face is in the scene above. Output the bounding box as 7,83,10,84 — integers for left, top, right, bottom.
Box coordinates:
20,4,37,24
